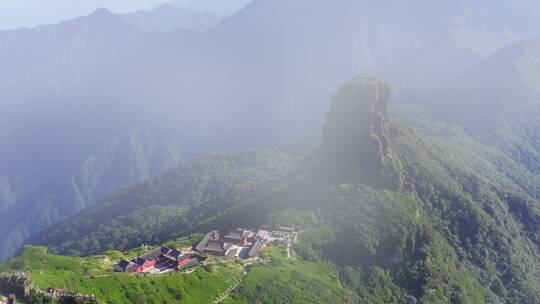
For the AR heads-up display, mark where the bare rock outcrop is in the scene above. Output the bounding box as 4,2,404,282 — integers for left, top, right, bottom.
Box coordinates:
0,273,35,300
316,76,400,187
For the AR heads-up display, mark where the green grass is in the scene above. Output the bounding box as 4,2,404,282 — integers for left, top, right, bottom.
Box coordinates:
227,245,354,304
1,246,244,304
1,244,352,304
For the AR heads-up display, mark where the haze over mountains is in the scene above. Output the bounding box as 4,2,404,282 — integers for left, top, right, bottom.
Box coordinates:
1,0,540,267
120,4,222,33
437,39,540,173
0,0,250,31
39,76,540,302
172,0,253,16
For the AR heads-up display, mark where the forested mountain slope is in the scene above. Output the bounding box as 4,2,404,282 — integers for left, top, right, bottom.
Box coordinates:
436,39,540,175
3,0,540,262
0,129,184,261
39,149,294,255
40,77,540,303
0,5,209,260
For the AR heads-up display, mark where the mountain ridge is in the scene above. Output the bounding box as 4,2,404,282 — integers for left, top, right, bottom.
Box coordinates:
435,39,540,174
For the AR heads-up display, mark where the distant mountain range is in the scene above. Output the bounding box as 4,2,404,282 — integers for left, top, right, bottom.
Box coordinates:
436,39,540,173
172,0,253,16
120,4,222,33
2,0,540,263
0,3,221,260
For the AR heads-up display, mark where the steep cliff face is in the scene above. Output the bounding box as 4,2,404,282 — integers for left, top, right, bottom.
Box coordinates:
318,76,399,186
0,129,183,261
0,274,35,299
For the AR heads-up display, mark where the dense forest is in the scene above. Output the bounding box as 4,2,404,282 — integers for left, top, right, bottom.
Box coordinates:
31,77,540,303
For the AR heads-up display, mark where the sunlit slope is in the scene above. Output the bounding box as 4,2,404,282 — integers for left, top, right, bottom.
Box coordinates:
0,242,354,304
0,245,244,304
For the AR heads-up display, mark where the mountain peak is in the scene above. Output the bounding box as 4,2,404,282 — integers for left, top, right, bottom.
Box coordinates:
92,7,114,16
156,3,180,11
317,76,397,186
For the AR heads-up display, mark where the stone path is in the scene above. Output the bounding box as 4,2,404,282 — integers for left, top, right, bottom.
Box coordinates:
213,271,247,304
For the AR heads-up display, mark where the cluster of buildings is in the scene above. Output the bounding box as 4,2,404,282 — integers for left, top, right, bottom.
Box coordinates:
114,246,201,274
195,228,266,259
114,227,297,275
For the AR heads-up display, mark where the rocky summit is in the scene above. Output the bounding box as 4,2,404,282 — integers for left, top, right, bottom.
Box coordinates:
318,76,397,186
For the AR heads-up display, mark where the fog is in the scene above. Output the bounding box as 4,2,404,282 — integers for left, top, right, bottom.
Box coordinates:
1,1,540,302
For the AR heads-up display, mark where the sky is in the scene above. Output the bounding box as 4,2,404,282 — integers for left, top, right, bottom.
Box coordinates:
0,0,252,30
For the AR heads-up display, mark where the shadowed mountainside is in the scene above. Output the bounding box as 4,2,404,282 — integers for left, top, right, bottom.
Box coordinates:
436,39,540,174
